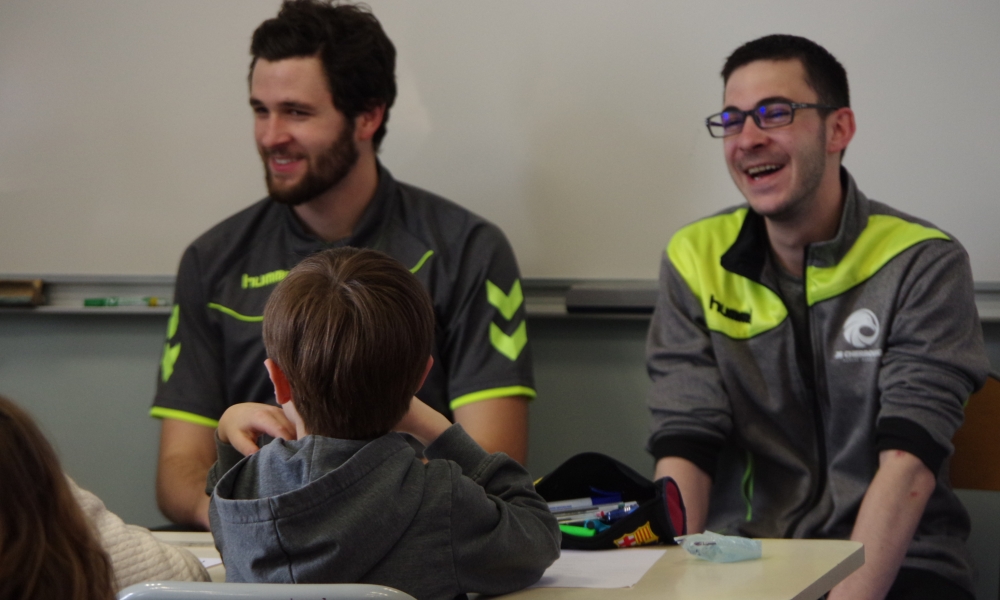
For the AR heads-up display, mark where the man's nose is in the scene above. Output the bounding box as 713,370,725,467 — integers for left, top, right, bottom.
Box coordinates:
259,116,291,148
735,115,769,149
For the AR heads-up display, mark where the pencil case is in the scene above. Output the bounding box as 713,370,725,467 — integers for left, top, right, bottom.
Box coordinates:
535,452,686,550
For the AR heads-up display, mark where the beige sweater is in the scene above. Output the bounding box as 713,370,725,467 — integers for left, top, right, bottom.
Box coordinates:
68,477,209,589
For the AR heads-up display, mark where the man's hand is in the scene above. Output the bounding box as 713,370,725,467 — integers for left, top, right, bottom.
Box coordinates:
156,419,217,530
827,449,936,600
654,456,712,534
452,396,529,464
218,403,296,457
394,397,452,448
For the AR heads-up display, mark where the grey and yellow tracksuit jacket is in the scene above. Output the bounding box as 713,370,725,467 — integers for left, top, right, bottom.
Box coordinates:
646,169,988,592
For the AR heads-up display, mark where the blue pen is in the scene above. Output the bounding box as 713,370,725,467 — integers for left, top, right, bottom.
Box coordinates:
598,502,639,524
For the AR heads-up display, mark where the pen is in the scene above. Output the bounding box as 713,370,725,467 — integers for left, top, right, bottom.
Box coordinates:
555,502,629,523
597,503,639,524
546,491,623,514
83,296,170,307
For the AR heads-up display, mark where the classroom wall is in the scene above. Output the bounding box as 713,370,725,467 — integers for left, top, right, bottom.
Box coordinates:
4,314,1000,520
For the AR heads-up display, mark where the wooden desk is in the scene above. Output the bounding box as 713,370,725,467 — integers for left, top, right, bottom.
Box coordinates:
504,539,863,600
153,533,862,600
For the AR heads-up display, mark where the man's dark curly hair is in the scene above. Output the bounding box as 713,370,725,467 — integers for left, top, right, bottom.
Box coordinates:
250,0,396,149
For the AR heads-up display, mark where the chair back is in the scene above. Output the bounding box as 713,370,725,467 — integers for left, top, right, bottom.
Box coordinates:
951,373,1000,490
117,582,417,600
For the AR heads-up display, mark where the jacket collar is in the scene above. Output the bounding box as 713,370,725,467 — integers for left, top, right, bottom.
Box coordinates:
720,167,868,281
346,161,395,249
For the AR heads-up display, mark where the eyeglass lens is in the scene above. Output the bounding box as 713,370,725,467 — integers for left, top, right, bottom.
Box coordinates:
709,102,794,137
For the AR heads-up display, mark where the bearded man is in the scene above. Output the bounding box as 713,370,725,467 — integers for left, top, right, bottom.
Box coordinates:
152,0,534,530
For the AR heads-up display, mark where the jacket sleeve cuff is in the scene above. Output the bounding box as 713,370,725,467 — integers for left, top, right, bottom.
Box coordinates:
206,431,246,495
424,423,491,473
876,416,948,475
649,435,722,479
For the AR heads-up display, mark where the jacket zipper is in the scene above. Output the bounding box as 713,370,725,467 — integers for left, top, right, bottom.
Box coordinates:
783,250,829,537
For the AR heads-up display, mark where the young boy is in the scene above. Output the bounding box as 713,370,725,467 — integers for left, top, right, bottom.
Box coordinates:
206,248,560,599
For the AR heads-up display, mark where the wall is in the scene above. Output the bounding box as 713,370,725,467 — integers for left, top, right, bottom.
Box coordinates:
3,0,1000,280
3,314,999,512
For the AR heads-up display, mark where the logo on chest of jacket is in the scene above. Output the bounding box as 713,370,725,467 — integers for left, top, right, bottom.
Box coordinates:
709,295,752,324
834,308,882,362
241,269,289,290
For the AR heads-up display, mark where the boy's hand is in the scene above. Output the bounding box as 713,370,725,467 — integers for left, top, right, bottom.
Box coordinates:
394,397,452,447
218,403,297,456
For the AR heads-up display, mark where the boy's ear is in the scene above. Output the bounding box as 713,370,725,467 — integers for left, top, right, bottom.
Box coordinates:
417,356,434,391
264,358,294,405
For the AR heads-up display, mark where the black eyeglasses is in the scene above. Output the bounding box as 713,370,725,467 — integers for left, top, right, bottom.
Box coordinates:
705,101,840,138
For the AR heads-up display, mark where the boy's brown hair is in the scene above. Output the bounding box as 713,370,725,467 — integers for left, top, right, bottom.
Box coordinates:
262,247,434,439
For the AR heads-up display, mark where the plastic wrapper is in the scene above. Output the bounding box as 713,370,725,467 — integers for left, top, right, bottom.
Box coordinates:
675,530,762,563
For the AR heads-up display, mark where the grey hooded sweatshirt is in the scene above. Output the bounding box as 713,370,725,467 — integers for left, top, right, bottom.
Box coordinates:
207,424,560,600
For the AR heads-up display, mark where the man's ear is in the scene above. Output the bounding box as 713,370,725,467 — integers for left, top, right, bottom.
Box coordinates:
416,356,434,391
353,104,386,144
826,106,856,155
264,358,294,405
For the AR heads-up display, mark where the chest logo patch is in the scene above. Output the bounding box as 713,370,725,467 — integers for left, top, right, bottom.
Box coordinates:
843,309,880,348
835,308,883,363
709,294,751,324
241,269,289,289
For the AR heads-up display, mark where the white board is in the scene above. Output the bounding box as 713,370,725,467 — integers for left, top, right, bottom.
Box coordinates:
2,0,998,280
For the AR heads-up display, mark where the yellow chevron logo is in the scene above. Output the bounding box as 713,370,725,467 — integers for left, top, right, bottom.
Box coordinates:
161,342,181,383
166,305,180,339
161,305,182,383
486,279,523,321
490,321,528,361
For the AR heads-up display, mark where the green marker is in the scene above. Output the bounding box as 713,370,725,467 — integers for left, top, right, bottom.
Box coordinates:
559,524,596,537
83,296,170,307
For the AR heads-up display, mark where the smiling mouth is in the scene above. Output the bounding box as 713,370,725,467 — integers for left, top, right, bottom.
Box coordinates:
267,155,304,174
745,164,783,180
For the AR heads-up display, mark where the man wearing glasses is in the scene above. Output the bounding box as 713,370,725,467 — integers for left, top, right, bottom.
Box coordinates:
646,35,987,600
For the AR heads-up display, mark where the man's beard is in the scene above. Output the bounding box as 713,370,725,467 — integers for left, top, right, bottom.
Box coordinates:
264,124,359,207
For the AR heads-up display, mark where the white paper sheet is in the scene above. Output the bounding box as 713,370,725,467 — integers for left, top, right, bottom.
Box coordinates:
529,549,666,589
199,557,223,569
